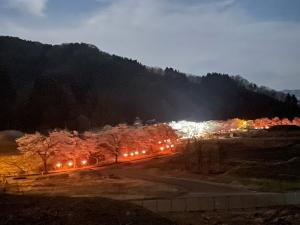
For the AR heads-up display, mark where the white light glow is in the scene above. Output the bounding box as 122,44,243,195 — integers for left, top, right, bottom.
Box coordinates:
168,119,248,139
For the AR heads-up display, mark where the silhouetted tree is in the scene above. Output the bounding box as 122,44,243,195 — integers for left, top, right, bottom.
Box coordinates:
0,65,15,130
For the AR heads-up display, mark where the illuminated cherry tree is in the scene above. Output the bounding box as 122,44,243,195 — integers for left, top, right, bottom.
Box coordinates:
16,132,58,173
293,117,300,126
98,125,131,163
81,131,107,165
48,130,106,167
47,130,80,167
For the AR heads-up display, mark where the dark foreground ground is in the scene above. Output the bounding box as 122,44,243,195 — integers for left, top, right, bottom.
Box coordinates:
1,194,300,225
0,194,175,225
163,205,300,225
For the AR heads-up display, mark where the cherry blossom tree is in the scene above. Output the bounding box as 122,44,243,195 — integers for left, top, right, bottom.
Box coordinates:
15,123,180,172
48,130,105,167
292,117,300,126
0,154,40,175
97,124,133,163
81,131,107,165
47,130,79,167
16,132,58,173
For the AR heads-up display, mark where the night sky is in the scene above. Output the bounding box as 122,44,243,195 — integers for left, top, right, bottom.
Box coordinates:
1,0,300,90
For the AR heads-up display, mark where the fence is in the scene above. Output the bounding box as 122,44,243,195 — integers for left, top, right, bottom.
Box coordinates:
129,193,300,212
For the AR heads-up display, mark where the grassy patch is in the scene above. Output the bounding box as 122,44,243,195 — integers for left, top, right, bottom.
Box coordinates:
209,175,300,192
236,177,300,192
4,170,185,199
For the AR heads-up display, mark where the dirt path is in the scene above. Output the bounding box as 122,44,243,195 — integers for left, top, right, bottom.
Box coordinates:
122,173,252,195
94,162,253,196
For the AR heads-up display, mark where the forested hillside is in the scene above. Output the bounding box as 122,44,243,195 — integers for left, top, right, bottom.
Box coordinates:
283,90,300,102
0,36,299,131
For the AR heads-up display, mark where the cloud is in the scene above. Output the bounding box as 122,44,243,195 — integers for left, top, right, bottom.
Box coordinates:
0,0,300,89
5,0,48,16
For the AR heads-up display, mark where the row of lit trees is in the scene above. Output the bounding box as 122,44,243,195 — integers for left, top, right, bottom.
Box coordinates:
252,117,300,129
15,124,177,174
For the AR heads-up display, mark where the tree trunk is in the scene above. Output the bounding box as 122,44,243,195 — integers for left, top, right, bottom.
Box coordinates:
115,154,118,163
43,159,48,174
73,157,76,168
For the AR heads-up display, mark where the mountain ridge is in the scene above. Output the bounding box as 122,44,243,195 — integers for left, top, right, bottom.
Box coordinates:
0,36,299,131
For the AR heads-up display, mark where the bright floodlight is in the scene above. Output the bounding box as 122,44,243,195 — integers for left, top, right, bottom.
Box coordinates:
158,141,162,144
135,151,139,155
124,153,128,157
166,145,170,148
160,147,164,151
170,144,174,148
142,150,146,154
81,160,87,165
130,152,134,156
56,163,62,168
169,120,223,139
169,119,250,139
68,161,73,167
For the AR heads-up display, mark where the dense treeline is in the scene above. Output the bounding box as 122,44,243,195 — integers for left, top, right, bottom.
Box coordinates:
0,36,299,131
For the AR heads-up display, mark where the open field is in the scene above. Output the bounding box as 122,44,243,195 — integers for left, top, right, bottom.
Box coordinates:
134,129,300,192
3,169,185,200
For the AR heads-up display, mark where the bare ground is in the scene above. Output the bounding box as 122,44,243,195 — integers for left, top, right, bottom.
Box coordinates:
0,194,176,225
162,206,300,225
130,130,300,192
4,169,185,200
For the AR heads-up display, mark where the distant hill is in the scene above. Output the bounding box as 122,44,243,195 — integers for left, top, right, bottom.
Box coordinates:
0,36,299,131
0,130,23,154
